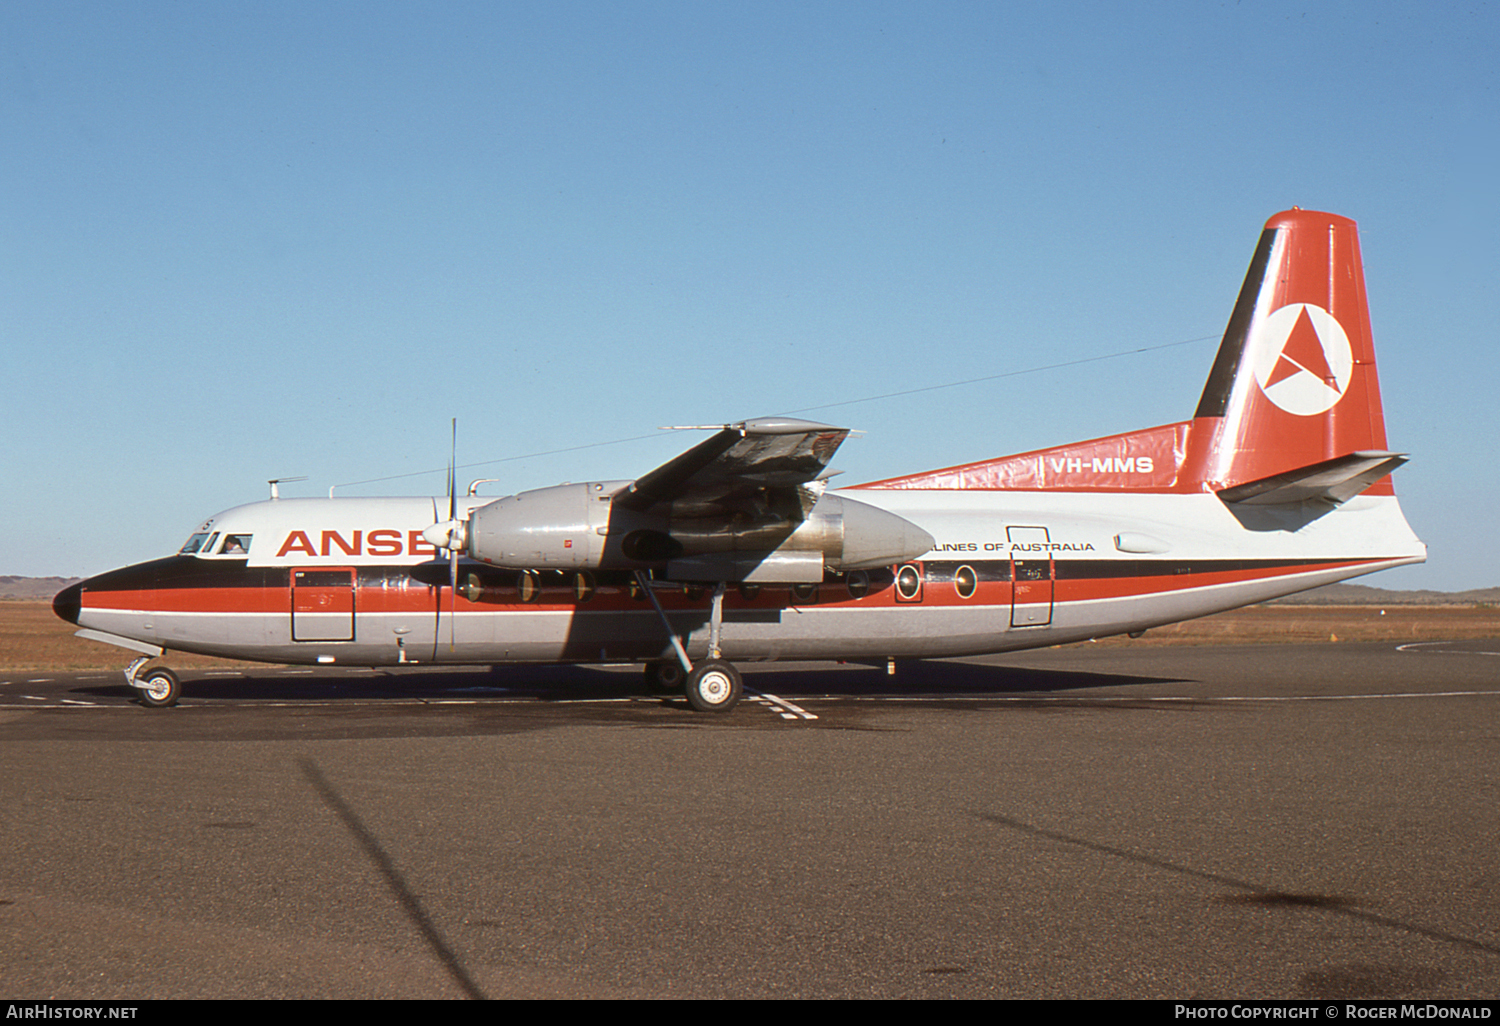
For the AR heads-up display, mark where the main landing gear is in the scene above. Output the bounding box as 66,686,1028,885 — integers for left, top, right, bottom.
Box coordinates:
636,573,744,714
123,655,180,708
644,659,686,694
643,657,744,712
684,659,743,713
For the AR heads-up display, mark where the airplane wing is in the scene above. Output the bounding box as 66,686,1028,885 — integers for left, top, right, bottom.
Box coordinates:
614,418,851,517
458,416,929,582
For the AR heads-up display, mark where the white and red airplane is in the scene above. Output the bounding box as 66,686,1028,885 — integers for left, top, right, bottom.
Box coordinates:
54,209,1425,712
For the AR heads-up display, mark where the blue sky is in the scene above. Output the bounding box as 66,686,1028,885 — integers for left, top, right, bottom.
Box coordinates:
3,1,1495,589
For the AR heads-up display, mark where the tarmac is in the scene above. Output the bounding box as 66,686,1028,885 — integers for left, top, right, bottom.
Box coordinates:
2,640,1497,998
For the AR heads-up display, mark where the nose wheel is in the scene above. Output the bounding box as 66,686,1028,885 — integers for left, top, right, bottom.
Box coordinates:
134,666,181,708
121,656,180,708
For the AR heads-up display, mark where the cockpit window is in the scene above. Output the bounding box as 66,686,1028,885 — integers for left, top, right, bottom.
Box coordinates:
179,532,212,555
220,534,252,555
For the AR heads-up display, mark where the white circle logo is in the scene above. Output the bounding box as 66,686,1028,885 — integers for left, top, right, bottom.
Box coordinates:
1250,303,1353,416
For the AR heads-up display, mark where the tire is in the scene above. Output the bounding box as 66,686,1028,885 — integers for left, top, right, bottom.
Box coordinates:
137,667,180,708
645,660,687,695
685,660,742,713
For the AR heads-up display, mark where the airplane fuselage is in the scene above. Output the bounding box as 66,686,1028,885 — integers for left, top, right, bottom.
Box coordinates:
54,484,1423,669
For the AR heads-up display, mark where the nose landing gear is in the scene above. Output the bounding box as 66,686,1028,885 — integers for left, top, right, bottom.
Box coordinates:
136,667,181,708
122,655,180,708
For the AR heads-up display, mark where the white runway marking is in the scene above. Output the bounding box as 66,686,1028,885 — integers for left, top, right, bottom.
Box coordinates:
873,690,1500,704
1397,641,1500,656
752,692,818,720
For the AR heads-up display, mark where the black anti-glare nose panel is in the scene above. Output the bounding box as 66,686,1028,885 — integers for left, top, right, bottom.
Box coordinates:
52,582,82,624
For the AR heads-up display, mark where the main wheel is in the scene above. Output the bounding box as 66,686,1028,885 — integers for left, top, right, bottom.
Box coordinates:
137,667,180,708
685,660,742,713
645,660,686,695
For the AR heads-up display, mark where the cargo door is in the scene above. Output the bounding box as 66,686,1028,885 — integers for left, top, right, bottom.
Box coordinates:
1007,526,1054,627
292,567,356,642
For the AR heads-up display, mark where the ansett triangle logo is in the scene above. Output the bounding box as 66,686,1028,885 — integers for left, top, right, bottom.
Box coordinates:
1250,303,1353,416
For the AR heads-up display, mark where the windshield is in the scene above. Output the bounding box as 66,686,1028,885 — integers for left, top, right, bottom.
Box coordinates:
179,532,212,555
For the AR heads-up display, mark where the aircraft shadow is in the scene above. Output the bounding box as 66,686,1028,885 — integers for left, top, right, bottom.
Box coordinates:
72,659,1189,705
740,660,1191,699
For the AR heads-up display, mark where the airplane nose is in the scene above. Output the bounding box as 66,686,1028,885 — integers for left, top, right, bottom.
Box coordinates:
52,582,82,625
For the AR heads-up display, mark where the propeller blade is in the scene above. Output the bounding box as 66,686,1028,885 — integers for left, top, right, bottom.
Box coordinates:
448,417,458,524
448,417,458,651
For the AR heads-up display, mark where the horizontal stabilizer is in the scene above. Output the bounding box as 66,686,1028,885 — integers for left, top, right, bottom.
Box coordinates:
1217,451,1408,507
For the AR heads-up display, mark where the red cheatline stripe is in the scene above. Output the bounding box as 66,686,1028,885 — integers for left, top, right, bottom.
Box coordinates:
79,559,1383,616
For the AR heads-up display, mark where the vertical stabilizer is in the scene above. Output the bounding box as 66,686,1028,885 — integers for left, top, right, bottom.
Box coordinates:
856,209,1404,501
1183,209,1392,494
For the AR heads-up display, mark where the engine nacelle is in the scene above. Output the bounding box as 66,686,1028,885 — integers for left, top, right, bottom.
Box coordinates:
663,493,936,581
466,482,617,569
816,494,937,570
466,483,935,580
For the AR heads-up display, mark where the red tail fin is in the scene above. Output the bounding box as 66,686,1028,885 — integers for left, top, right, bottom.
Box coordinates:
1182,208,1392,494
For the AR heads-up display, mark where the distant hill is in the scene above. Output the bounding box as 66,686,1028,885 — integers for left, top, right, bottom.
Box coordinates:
2,574,1494,606
1,576,82,601
1266,582,1500,606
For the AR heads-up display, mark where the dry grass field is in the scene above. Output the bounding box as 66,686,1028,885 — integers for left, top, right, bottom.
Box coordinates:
1084,602,1500,647
0,601,254,672
4,598,1498,672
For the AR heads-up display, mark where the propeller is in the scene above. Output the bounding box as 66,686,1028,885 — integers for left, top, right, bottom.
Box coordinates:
420,420,470,557
418,419,467,651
